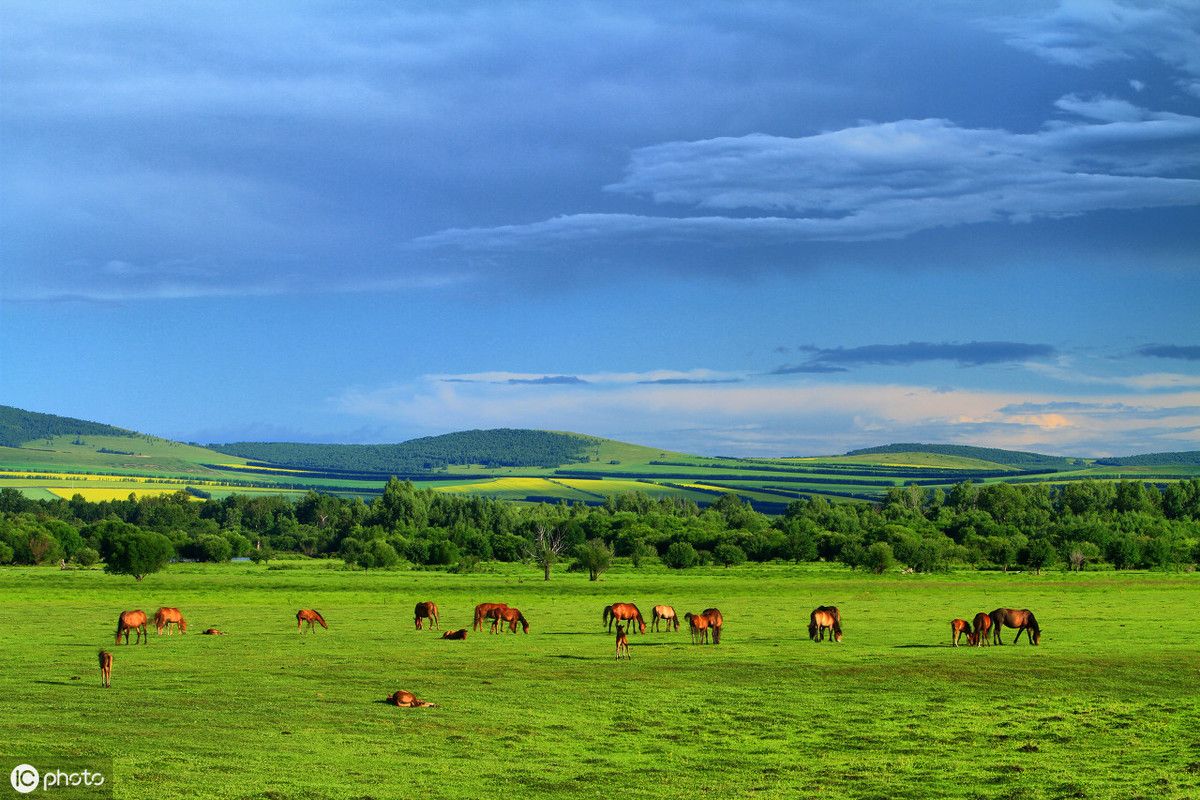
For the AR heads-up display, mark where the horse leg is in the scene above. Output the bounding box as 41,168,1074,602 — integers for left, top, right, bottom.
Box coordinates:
1014,627,1025,644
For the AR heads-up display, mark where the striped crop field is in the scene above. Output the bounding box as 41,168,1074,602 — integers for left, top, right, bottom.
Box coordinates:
43,487,205,502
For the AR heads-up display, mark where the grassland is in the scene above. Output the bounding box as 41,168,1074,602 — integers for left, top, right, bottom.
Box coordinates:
1,562,1196,800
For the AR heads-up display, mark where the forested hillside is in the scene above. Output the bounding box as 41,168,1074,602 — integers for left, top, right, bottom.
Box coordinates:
208,429,597,472
0,405,134,448
1096,451,1200,467
845,443,1078,470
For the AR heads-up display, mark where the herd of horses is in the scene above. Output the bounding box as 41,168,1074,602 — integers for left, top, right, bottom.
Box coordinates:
951,608,1042,647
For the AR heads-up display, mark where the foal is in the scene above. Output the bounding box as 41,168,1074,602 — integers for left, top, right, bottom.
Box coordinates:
98,650,113,688
615,624,630,660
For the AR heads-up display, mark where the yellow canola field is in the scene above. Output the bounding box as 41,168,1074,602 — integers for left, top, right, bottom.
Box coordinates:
554,478,658,493
435,477,558,493
0,469,159,483
45,487,202,502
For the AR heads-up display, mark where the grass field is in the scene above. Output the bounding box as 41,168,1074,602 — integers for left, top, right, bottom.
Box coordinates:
2,562,1198,799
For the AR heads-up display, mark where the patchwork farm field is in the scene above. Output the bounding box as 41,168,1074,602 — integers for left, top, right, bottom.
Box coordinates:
2,562,1198,800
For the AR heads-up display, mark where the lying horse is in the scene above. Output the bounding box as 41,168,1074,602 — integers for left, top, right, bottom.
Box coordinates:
441,629,468,640
809,606,842,643
474,603,508,632
972,612,992,647
684,612,709,644
615,624,630,660
651,605,679,632
98,650,112,688
603,603,647,635
155,607,186,636
115,610,149,645
989,608,1041,645
414,601,439,630
386,690,436,708
201,628,225,636
296,609,328,633
702,608,724,645
492,607,529,634
950,618,975,647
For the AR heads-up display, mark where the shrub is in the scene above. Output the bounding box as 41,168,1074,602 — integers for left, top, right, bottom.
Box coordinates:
102,530,174,581
248,545,275,565
663,541,699,569
73,546,100,567
864,541,896,574
713,542,747,567
0,541,13,564
196,534,233,563
573,538,614,581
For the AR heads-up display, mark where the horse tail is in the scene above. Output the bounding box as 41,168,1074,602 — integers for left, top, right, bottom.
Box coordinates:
115,614,124,644
602,606,611,625
313,610,328,629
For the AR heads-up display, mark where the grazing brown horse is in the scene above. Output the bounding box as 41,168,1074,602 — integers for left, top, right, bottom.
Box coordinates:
989,608,1041,645
201,628,225,636
296,609,328,633
972,612,993,647
951,618,975,647
115,610,149,645
473,603,508,632
651,605,679,632
702,608,724,645
441,629,468,640
684,612,710,644
615,624,630,660
386,690,436,708
98,650,112,688
414,601,439,630
603,603,647,635
154,607,186,636
809,606,843,643
492,607,529,634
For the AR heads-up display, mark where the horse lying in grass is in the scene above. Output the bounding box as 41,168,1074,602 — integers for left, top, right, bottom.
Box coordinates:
385,690,436,708
441,629,468,640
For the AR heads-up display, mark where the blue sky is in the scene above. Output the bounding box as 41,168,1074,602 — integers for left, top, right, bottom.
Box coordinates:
2,1,1198,457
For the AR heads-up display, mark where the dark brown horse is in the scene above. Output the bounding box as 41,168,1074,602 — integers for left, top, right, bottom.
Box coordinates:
684,612,709,644
492,607,529,634
702,608,724,645
386,690,436,708
615,624,630,660
651,605,679,632
201,628,225,635
989,608,1041,645
809,606,842,643
414,601,439,630
154,607,186,636
441,628,468,640
115,610,148,645
474,603,508,632
98,650,112,688
603,603,646,634
972,612,992,647
951,618,975,647
296,609,328,633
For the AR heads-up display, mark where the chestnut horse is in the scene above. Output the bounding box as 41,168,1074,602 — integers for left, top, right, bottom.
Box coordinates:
603,603,646,635
989,608,1041,645
950,618,976,647
414,601,439,630
441,629,468,640
474,603,508,632
386,690,436,708
684,612,709,644
971,612,993,647
98,650,112,688
615,624,630,660
202,628,225,635
492,607,529,634
809,606,842,643
155,607,186,636
115,610,148,645
651,605,679,632
702,608,724,645
296,609,328,633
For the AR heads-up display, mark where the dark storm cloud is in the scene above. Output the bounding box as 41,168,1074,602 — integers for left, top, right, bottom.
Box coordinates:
1137,344,1200,360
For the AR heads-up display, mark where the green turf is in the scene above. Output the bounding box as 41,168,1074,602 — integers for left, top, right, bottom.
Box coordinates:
1,562,1197,800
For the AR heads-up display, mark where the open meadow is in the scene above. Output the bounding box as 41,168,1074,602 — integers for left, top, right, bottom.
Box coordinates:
2,562,1198,799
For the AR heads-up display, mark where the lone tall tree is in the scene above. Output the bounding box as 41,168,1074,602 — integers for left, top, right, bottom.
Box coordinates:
527,523,567,581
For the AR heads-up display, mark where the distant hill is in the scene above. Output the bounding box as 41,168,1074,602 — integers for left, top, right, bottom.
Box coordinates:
208,429,599,472
1095,451,1200,467
844,443,1080,470
0,405,134,448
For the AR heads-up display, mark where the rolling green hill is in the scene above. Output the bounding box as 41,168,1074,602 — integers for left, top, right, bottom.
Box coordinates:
844,442,1082,470
1096,450,1200,467
0,404,134,447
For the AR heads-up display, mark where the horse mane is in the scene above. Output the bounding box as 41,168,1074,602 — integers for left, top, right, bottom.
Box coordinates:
1025,610,1039,632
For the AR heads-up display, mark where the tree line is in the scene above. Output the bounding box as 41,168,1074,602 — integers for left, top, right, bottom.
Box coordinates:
1,477,1199,578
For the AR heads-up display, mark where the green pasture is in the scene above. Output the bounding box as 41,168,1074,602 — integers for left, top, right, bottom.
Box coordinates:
1,562,1197,800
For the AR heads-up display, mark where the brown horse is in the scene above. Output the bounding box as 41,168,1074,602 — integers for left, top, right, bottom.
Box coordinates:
386,690,436,708
989,608,1041,645
296,609,328,633
441,629,468,640
414,601,439,630
972,612,993,647
115,610,148,645
651,605,679,632
603,603,646,635
154,607,186,636
473,603,508,632
809,606,842,643
98,650,112,688
492,607,529,634
615,624,630,660
684,612,709,644
951,618,975,647
201,628,225,636
702,608,724,645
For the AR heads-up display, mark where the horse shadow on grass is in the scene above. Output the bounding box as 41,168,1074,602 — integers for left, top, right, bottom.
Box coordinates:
893,644,949,649
34,680,84,687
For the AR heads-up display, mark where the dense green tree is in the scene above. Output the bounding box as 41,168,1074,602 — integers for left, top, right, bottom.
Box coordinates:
662,541,699,569
573,538,614,581
103,530,174,580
